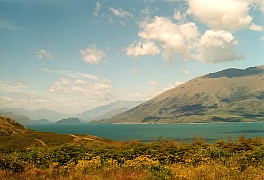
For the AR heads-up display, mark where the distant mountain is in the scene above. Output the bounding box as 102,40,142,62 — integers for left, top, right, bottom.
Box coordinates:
56,117,81,123
0,116,28,136
0,108,72,122
0,112,33,124
77,100,144,121
0,112,51,125
98,65,264,123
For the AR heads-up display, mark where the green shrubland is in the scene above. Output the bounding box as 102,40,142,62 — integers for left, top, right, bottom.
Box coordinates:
0,133,263,180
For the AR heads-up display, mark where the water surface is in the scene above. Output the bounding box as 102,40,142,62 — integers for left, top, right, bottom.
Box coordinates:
25,122,264,143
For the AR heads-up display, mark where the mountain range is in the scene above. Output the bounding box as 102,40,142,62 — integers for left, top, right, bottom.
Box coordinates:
0,100,143,124
97,65,264,123
76,100,143,121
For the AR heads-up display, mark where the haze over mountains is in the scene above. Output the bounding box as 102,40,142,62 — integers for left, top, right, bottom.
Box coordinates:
1,66,263,124
0,100,143,124
97,65,264,123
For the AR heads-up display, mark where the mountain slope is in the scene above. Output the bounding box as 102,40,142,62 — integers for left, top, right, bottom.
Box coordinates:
99,66,264,123
0,112,33,124
0,116,28,136
77,100,143,121
0,108,72,122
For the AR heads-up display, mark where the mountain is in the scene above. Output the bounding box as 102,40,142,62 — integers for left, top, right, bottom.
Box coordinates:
98,65,264,123
0,108,72,122
0,112,51,124
0,116,28,136
56,117,81,123
77,100,143,121
0,112,33,124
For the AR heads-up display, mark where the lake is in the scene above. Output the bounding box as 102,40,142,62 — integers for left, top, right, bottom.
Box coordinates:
25,122,264,143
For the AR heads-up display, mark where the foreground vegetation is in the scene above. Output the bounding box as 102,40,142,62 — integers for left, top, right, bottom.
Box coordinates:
0,132,263,180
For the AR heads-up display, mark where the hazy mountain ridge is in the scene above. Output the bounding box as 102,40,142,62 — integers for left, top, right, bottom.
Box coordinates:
0,100,144,123
0,108,71,122
98,66,264,123
0,112,51,125
77,100,144,121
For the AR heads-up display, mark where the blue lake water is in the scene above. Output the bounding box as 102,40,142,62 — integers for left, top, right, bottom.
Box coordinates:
25,122,264,143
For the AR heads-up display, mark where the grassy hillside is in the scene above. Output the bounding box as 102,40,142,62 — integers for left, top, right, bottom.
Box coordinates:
0,116,28,136
99,66,264,123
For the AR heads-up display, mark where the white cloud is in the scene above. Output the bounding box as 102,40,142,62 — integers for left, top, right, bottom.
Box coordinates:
249,23,263,31
126,88,162,99
93,2,102,16
79,45,106,64
188,0,253,32
163,81,184,91
196,29,244,63
33,49,54,59
133,86,142,90
147,80,159,86
109,7,133,18
181,70,190,74
174,10,186,21
49,77,114,100
0,96,12,103
43,69,100,81
129,15,245,63
131,69,139,74
126,41,160,57
138,16,199,62
40,49,54,59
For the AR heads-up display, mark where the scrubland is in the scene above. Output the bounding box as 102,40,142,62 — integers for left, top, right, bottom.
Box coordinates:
0,135,263,180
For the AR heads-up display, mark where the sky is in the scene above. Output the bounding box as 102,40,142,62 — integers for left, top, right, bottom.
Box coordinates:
0,0,263,114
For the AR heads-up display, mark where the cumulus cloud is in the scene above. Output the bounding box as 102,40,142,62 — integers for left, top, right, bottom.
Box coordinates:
188,0,254,32
128,15,244,63
132,16,199,62
196,29,244,63
109,7,133,18
79,45,106,64
126,41,160,57
249,23,263,31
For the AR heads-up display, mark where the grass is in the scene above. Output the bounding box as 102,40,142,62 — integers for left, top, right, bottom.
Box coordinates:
0,133,263,179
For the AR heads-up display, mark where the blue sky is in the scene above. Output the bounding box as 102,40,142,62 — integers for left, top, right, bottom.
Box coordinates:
0,0,263,114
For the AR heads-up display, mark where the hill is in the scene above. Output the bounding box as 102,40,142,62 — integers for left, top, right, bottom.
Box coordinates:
77,100,143,121
98,65,264,123
0,116,28,136
0,108,72,122
56,117,81,123
0,112,51,125
0,112,33,124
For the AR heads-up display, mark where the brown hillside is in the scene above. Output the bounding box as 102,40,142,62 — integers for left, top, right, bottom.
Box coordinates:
99,66,264,123
0,116,28,136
